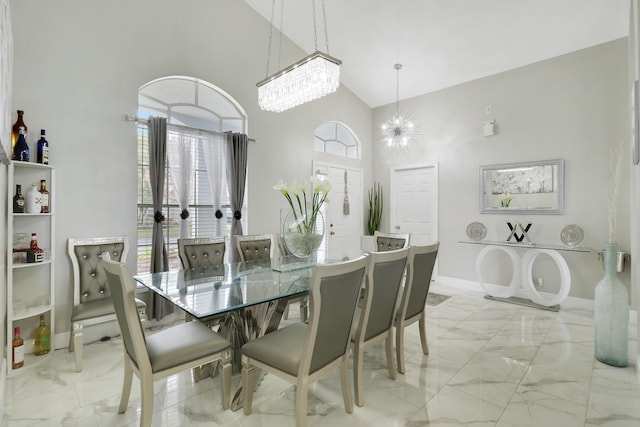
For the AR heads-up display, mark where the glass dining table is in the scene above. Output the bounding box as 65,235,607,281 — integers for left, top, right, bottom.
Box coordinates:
134,252,361,410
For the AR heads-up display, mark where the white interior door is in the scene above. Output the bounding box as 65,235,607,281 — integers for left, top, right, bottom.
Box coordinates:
314,162,363,260
390,163,438,246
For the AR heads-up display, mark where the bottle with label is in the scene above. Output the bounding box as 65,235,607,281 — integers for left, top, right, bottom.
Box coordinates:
12,127,30,162
27,232,44,263
36,129,49,164
39,180,49,213
34,314,51,355
13,185,25,213
12,326,24,369
11,110,27,152
25,183,41,213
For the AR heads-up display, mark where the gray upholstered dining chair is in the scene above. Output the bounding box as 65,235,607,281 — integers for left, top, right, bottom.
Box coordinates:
178,236,226,272
241,255,368,427
68,236,146,372
394,242,439,374
352,247,409,406
374,231,410,252
235,234,274,262
102,254,232,427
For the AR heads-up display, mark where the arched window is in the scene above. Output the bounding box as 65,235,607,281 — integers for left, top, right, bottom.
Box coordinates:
136,76,248,271
314,121,360,159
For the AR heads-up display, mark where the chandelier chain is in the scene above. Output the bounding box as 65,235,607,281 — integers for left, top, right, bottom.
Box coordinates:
321,0,329,54
265,0,285,78
265,0,276,78
312,0,318,51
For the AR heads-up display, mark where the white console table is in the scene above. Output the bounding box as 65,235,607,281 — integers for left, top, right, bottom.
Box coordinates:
460,240,592,311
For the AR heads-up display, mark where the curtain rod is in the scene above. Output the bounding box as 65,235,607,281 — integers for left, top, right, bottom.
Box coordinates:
125,114,255,143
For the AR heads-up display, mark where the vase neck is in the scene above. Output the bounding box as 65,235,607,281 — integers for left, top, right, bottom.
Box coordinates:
604,242,619,275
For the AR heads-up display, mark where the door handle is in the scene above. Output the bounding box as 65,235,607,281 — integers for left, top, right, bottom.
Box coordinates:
330,231,335,236
395,226,400,231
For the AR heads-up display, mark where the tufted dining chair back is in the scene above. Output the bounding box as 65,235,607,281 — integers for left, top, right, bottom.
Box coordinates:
68,236,145,372
235,234,274,262
178,237,226,273
374,231,410,252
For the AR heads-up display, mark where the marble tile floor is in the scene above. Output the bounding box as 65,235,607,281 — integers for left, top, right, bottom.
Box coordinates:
3,281,640,426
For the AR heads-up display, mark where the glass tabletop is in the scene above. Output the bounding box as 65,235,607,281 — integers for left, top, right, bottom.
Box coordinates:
133,252,364,320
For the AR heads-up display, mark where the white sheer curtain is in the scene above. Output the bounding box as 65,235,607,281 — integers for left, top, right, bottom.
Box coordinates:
203,132,228,236
167,124,195,239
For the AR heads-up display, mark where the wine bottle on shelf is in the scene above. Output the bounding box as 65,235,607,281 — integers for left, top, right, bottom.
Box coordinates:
25,183,41,213
13,185,25,213
34,314,51,356
39,180,49,213
27,232,44,263
11,110,27,152
12,327,24,369
36,129,49,164
12,127,30,162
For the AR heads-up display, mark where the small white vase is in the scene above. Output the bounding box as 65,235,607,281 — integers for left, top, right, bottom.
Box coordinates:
25,184,41,213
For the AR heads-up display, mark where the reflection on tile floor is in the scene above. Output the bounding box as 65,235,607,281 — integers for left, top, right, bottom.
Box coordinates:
3,282,640,426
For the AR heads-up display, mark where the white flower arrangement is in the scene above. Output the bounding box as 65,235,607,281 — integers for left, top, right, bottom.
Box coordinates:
273,177,331,234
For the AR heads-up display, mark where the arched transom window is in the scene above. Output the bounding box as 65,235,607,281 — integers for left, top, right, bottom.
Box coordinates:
314,121,360,159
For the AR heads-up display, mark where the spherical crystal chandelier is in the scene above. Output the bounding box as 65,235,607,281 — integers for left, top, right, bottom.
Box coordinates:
379,64,418,150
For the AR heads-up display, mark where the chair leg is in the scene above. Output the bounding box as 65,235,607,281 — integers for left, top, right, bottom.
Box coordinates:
73,324,83,372
340,356,353,414
283,304,290,320
140,376,154,427
221,357,232,409
419,313,429,355
395,323,406,374
385,331,397,380
295,380,309,427
118,358,133,414
242,363,257,415
353,343,364,407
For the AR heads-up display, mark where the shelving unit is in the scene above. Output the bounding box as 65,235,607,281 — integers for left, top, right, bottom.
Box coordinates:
6,161,55,376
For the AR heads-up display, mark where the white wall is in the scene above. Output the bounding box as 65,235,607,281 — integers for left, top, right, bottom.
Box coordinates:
9,0,372,338
372,39,629,301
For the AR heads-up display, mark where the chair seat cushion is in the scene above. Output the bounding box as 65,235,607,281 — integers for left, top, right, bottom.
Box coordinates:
242,323,307,376
72,297,146,322
146,321,231,373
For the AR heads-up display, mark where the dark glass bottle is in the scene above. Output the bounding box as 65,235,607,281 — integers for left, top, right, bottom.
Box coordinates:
11,110,27,152
12,127,30,162
36,129,49,164
13,185,25,213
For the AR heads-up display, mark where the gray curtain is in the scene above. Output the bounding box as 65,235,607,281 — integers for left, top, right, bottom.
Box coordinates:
147,116,173,319
226,132,248,264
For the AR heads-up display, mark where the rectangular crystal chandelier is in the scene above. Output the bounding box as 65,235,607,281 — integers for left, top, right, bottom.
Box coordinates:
257,51,341,113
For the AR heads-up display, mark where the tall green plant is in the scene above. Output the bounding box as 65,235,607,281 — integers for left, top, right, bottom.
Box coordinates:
367,181,383,235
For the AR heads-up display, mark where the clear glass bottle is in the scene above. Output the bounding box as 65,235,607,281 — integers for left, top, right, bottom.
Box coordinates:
13,184,25,213
34,314,51,356
27,233,44,263
12,326,24,369
39,180,49,213
11,110,27,152
25,183,41,213
594,242,629,367
36,129,49,164
12,127,30,162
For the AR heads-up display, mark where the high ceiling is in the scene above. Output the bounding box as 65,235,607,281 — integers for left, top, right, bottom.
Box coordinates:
242,0,630,108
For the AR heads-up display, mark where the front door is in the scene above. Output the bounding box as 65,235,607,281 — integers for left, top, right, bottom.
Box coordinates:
314,162,363,260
